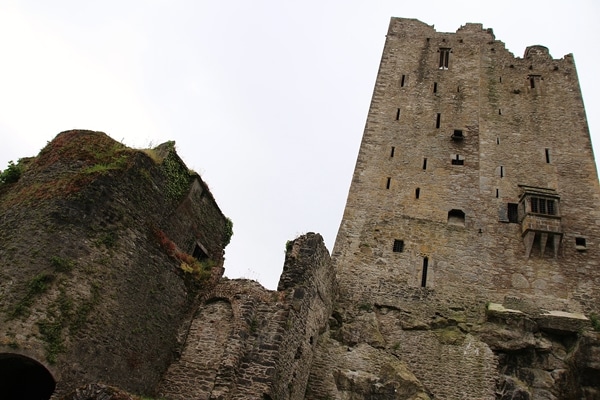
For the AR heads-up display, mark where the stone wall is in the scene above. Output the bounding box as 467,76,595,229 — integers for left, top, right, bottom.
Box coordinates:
158,232,334,399
0,131,229,397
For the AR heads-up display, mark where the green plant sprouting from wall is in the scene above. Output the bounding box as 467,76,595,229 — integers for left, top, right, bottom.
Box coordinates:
0,159,23,185
161,149,191,201
224,217,234,247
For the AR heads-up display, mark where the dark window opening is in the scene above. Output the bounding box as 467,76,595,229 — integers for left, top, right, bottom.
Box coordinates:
530,76,535,88
451,155,464,165
421,257,429,287
545,148,550,163
439,48,450,69
499,76,502,83
531,197,555,215
0,353,56,400
395,108,401,120
499,109,502,115
401,75,406,87
575,237,587,250
422,158,427,170
193,243,209,261
415,188,420,199
457,86,460,92
508,203,519,223
448,209,466,226
390,146,395,158
386,177,391,189
497,137,500,144
500,166,504,177
433,82,438,93
393,239,404,253
452,129,464,140
436,113,441,128
529,75,541,90
496,189,499,198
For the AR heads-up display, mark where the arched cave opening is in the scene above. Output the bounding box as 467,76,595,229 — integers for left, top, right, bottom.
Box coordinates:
0,353,56,400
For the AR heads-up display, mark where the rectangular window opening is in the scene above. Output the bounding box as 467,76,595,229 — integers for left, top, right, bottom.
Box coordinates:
545,148,550,163
508,203,519,223
421,257,429,287
530,76,535,88
531,197,556,215
422,158,427,170
451,155,464,166
499,109,502,115
452,129,464,140
439,48,450,69
390,146,395,158
576,237,587,250
415,187,420,199
395,108,401,120
436,113,441,129
496,189,499,198
401,75,406,87
433,82,438,93
500,166,504,178
386,177,391,189
393,239,404,253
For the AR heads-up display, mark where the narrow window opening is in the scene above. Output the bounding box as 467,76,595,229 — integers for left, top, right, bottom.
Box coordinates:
421,257,429,287
500,166,504,178
400,75,406,87
415,187,420,199
422,158,427,170
386,177,391,189
496,189,499,198
575,237,587,250
508,203,519,223
390,146,395,158
438,48,450,69
433,82,438,93
451,155,464,166
457,86,460,92
496,137,500,145
499,76,502,83
545,148,550,163
499,109,502,115
395,108,401,120
436,113,441,129
530,76,535,88
393,240,404,253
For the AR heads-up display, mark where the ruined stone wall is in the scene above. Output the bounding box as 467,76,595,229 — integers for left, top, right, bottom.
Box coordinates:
158,232,334,400
0,131,229,397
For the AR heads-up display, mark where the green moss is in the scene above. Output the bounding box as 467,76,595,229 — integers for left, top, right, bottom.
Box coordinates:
224,217,234,247
50,256,75,273
7,273,55,319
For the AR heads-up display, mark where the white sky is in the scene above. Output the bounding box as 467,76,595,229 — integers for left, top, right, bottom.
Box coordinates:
1,0,598,289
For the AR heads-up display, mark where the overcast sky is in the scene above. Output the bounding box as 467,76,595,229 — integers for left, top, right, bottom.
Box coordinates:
1,1,598,289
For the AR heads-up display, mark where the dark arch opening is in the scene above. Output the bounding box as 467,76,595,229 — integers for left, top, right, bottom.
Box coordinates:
0,353,55,400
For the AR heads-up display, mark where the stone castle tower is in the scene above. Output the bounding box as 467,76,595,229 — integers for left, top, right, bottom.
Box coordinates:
304,18,600,399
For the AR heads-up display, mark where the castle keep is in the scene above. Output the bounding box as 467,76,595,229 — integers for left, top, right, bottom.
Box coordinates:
1,17,599,400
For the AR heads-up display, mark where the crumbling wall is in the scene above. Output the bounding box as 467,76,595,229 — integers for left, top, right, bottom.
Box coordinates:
0,130,229,397
158,232,334,400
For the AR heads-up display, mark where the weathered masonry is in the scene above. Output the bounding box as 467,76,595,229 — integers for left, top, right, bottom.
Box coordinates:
306,18,600,399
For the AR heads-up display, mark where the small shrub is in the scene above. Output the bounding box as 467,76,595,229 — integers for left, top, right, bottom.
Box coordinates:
0,160,23,184
591,314,600,331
